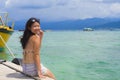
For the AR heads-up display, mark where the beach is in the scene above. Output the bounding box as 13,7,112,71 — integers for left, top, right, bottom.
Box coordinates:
0,30,120,80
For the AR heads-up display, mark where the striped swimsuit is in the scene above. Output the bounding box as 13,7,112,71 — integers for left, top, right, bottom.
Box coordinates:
22,63,47,76
22,50,47,76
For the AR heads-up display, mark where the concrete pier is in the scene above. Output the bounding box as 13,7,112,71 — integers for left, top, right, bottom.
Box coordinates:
0,61,54,80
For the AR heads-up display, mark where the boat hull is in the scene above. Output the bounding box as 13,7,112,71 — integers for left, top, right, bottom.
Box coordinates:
0,27,13,51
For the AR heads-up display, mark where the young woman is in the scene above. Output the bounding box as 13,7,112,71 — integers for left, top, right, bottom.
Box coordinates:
20,17,55,79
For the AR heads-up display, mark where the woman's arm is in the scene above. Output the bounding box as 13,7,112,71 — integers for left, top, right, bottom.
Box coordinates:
33,36,43,78
38,30,44,47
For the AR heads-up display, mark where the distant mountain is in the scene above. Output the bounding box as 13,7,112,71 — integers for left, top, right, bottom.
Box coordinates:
94,21,120,30
14,19,26,30
14,18,120,30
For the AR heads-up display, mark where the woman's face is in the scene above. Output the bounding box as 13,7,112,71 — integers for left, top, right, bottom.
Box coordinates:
30,22,40,34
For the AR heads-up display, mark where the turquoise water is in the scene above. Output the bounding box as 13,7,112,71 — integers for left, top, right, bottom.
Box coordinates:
0,31,120,80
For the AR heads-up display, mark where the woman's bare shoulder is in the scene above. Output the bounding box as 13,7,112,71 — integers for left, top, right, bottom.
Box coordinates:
30,35,40,42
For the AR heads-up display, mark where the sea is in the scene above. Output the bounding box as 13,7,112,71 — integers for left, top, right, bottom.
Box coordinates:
0,30,120,80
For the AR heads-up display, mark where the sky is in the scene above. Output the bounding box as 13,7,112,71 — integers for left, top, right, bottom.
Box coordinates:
0,0,120,22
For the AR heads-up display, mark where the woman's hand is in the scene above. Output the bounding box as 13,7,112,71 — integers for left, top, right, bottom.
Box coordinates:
38,75,46,78
36,29,44,37
39,30,44,36
38,74,46,79
37,30,44,39
38,71,46,79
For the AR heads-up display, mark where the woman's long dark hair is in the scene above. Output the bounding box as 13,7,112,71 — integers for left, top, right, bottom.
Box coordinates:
20,17,40,49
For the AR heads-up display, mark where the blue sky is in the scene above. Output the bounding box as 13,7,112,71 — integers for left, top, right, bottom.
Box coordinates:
0,0,120,22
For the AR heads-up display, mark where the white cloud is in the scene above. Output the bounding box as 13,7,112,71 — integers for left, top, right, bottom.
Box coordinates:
102,0,120,3
109,3,120,17
0,0,7,9
1,0,120,21
56,0,68,5
110,3,120,13
5,0,55,9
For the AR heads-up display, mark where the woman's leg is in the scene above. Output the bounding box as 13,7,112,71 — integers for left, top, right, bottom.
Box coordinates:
43,69,56,80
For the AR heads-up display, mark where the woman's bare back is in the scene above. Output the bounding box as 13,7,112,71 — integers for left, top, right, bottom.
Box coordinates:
23,35,40,64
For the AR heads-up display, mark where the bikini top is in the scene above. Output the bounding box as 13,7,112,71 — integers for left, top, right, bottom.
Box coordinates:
23,50,34,54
